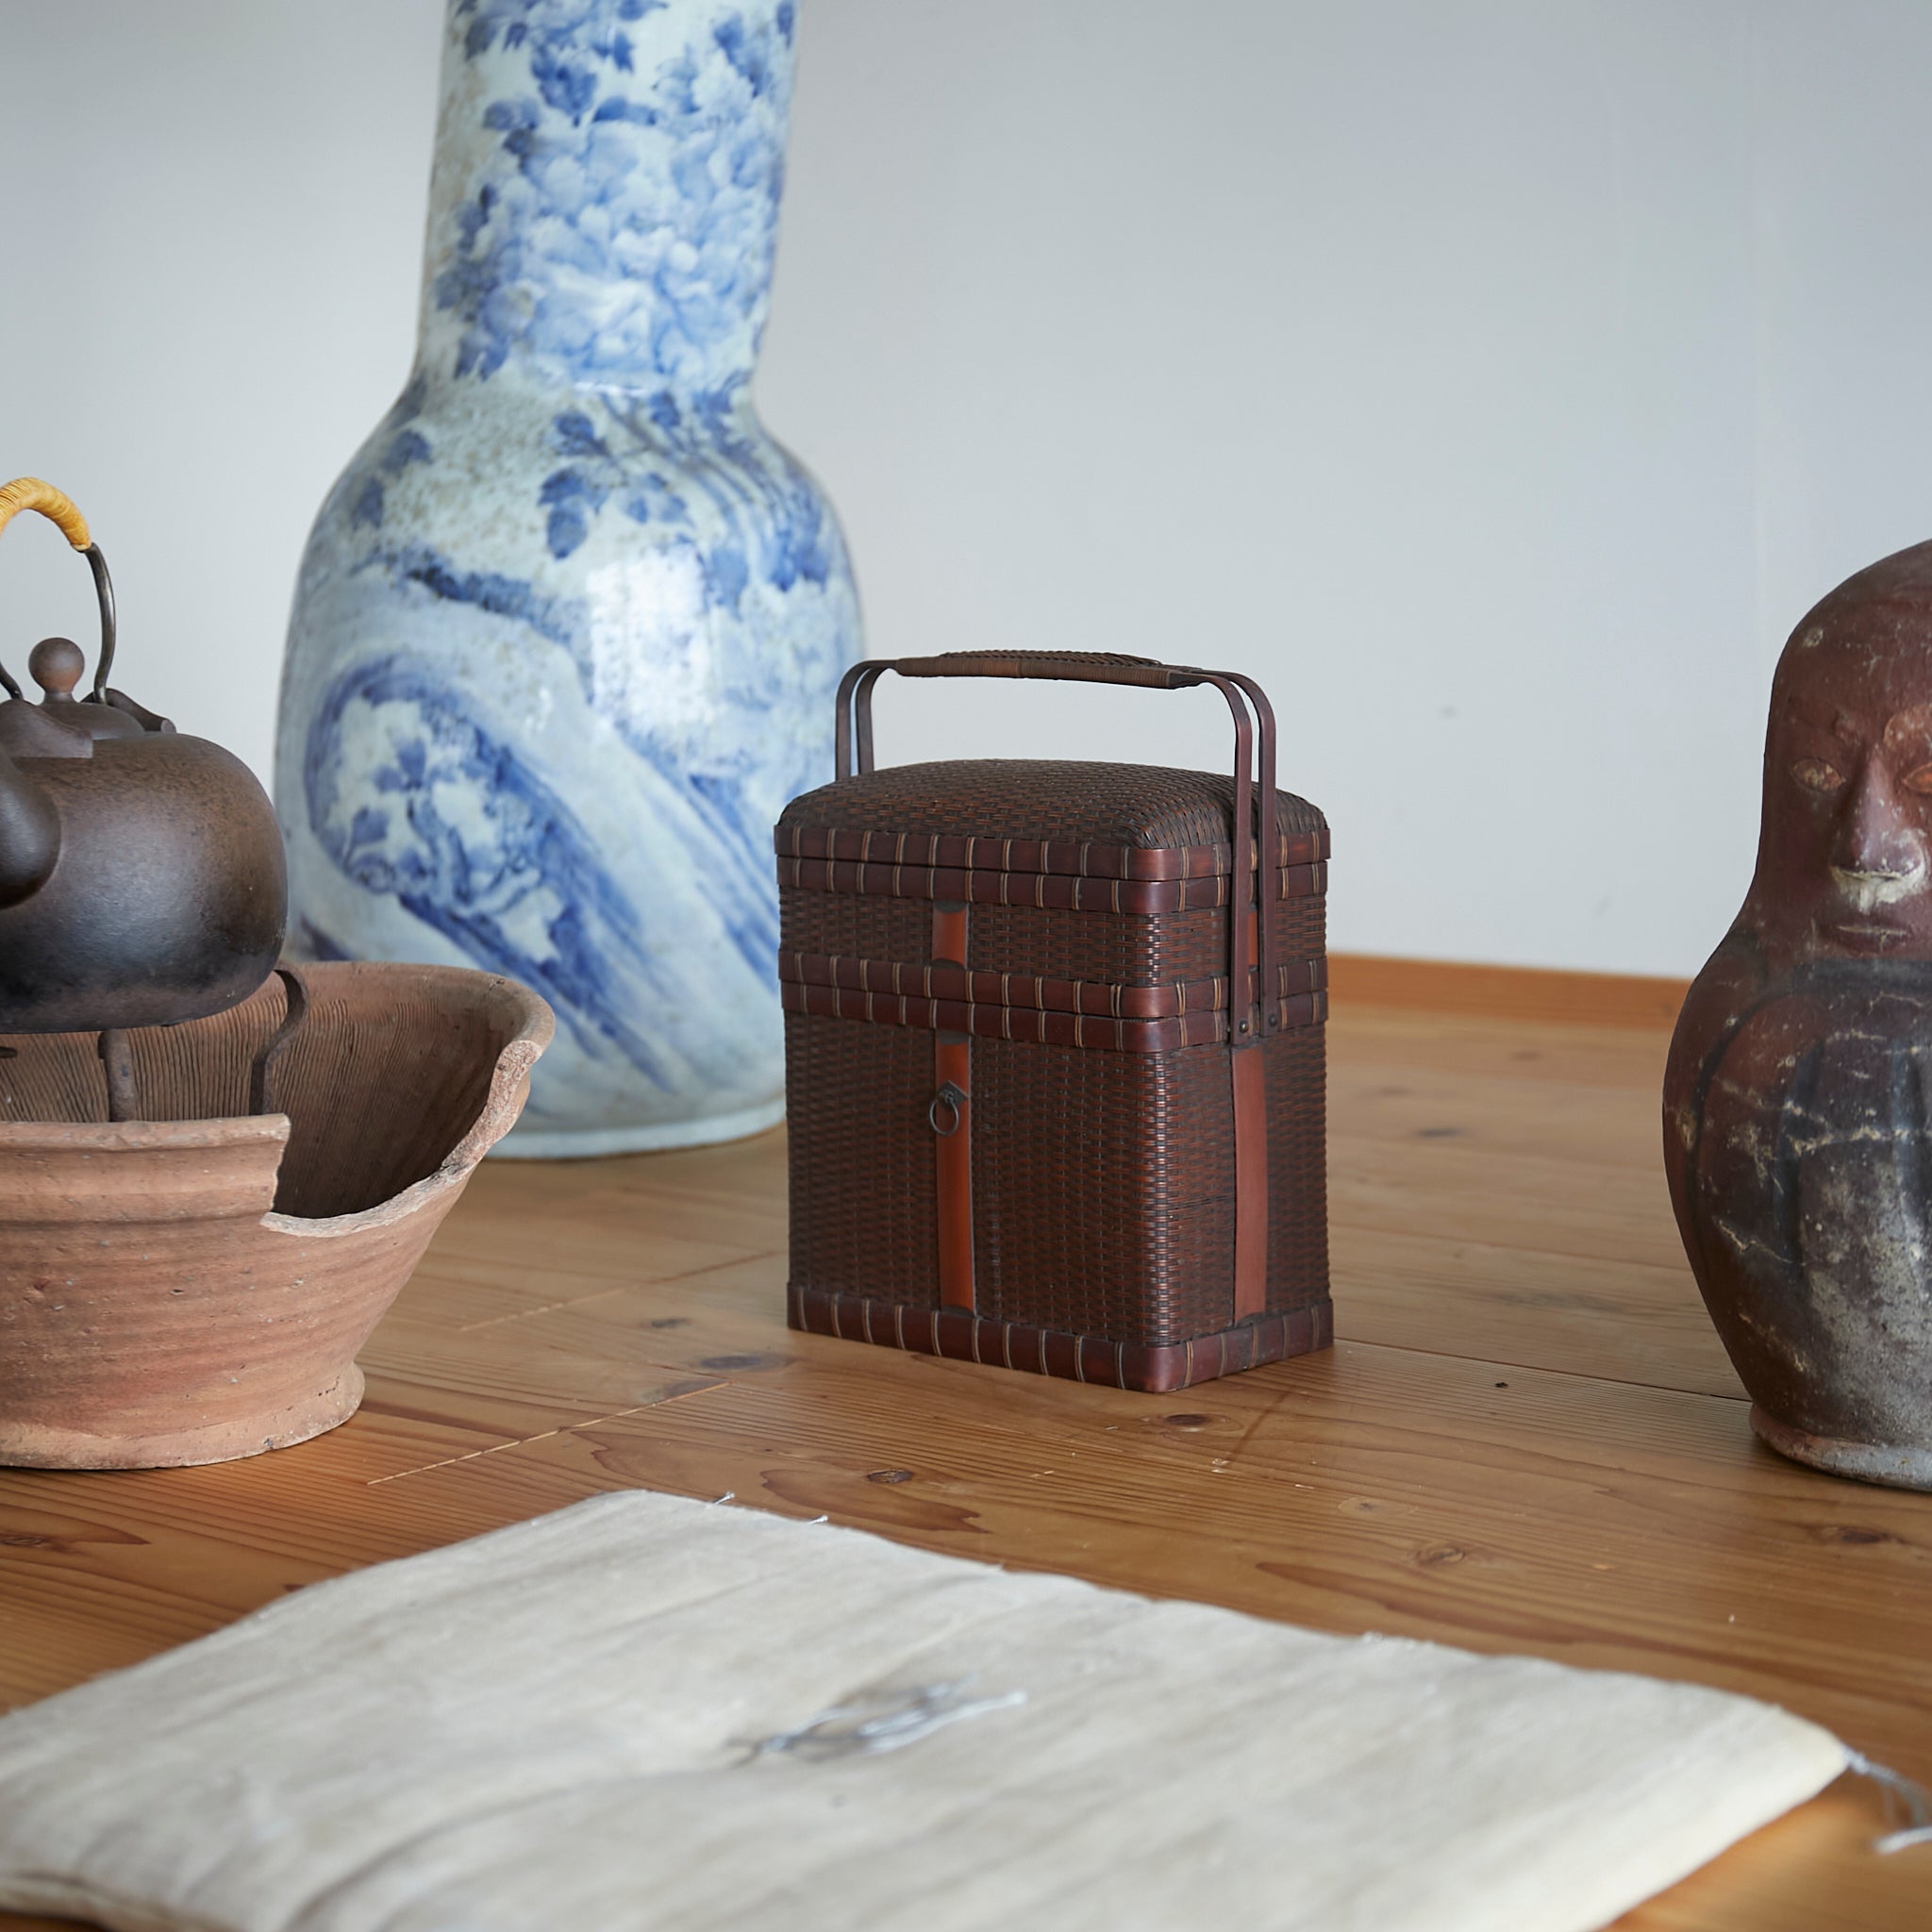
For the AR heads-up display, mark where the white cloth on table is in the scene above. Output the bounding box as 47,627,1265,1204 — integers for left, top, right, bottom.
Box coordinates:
0,1489,1845,1932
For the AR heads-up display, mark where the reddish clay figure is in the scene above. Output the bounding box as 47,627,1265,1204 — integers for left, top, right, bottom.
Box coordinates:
1667,541,1932,1489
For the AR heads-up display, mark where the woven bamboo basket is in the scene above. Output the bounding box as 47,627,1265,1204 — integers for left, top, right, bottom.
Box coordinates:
777,651,1330,1392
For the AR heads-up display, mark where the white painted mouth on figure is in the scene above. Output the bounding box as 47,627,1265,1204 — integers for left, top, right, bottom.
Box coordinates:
1830,861,1929,911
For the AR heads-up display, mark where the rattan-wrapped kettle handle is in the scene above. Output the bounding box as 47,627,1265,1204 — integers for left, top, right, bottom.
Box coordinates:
0,478,118,700
0,477,92,551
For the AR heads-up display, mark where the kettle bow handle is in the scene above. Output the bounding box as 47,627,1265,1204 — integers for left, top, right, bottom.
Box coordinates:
0,477,117,702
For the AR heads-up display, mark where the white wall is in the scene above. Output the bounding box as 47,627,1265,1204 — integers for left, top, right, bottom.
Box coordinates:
5,1,1932,976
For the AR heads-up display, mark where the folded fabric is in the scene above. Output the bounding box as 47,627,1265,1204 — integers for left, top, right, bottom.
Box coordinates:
0,1490,1843,1932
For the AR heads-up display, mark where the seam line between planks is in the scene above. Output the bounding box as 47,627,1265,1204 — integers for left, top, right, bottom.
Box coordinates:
1331,1334,1749,1405
444,1248,780,1334
364,1379,730,1487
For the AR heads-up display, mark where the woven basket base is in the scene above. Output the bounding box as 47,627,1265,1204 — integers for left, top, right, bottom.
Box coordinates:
789,1284,1331,1392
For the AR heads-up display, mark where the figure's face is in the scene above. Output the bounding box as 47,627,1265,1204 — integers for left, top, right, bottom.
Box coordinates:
1754,600,1932,964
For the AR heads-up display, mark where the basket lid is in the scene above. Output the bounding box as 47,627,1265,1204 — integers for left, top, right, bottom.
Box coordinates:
778,759,1326,881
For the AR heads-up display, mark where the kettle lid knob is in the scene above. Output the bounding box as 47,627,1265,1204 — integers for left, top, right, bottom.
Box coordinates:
26,636,144,741
27,637,84,699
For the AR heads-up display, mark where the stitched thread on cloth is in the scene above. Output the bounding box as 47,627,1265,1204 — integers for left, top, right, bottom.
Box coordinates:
1847,1751,1932,1853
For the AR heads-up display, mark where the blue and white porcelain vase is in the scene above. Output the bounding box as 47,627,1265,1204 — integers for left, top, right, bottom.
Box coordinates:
276,0,860,1156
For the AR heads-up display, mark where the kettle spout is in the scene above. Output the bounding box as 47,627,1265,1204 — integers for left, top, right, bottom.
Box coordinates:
0,744,59,908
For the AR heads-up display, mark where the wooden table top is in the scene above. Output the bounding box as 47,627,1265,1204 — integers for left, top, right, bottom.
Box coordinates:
2,971,1928,1930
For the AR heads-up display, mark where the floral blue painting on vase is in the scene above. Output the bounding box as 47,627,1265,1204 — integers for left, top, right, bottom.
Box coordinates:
276,0,860,1155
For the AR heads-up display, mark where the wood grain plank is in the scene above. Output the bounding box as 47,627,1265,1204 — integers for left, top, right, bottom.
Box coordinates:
358,1322,724,1446
1330,1133,1688,1270
1332,1225,1741,1399
1331,953,1690,1029
1331,1005,1674,1090
1329,1058,1667,1169
400,1232,761,1328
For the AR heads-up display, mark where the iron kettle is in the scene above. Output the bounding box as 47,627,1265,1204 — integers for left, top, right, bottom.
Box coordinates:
0,477,287,1034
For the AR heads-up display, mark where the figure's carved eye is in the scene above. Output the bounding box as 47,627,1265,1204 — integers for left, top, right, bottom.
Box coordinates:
1791,758,1845,792
1904,764,1932,795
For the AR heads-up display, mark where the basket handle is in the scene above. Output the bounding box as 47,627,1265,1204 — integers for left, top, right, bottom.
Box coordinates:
897,650,1203,691
832,650,1284,1041
0,477,118,701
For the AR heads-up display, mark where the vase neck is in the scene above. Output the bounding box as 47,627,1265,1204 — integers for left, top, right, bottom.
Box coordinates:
412,0,797,398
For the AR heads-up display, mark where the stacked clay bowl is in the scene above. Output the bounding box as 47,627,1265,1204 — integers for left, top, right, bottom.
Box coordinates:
0,962,552,1469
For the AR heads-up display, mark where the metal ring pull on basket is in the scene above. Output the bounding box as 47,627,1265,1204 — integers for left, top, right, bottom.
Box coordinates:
928,1080,968,1136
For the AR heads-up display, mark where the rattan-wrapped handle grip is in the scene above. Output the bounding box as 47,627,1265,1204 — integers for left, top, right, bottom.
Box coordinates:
0,477,92,551
892,651,1204,691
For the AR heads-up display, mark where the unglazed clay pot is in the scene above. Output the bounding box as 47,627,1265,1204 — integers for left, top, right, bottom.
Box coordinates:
0,962,551,1469
1666,540,1932,1491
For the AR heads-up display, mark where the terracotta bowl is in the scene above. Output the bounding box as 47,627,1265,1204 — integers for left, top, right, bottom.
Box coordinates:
0,962,553,1469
